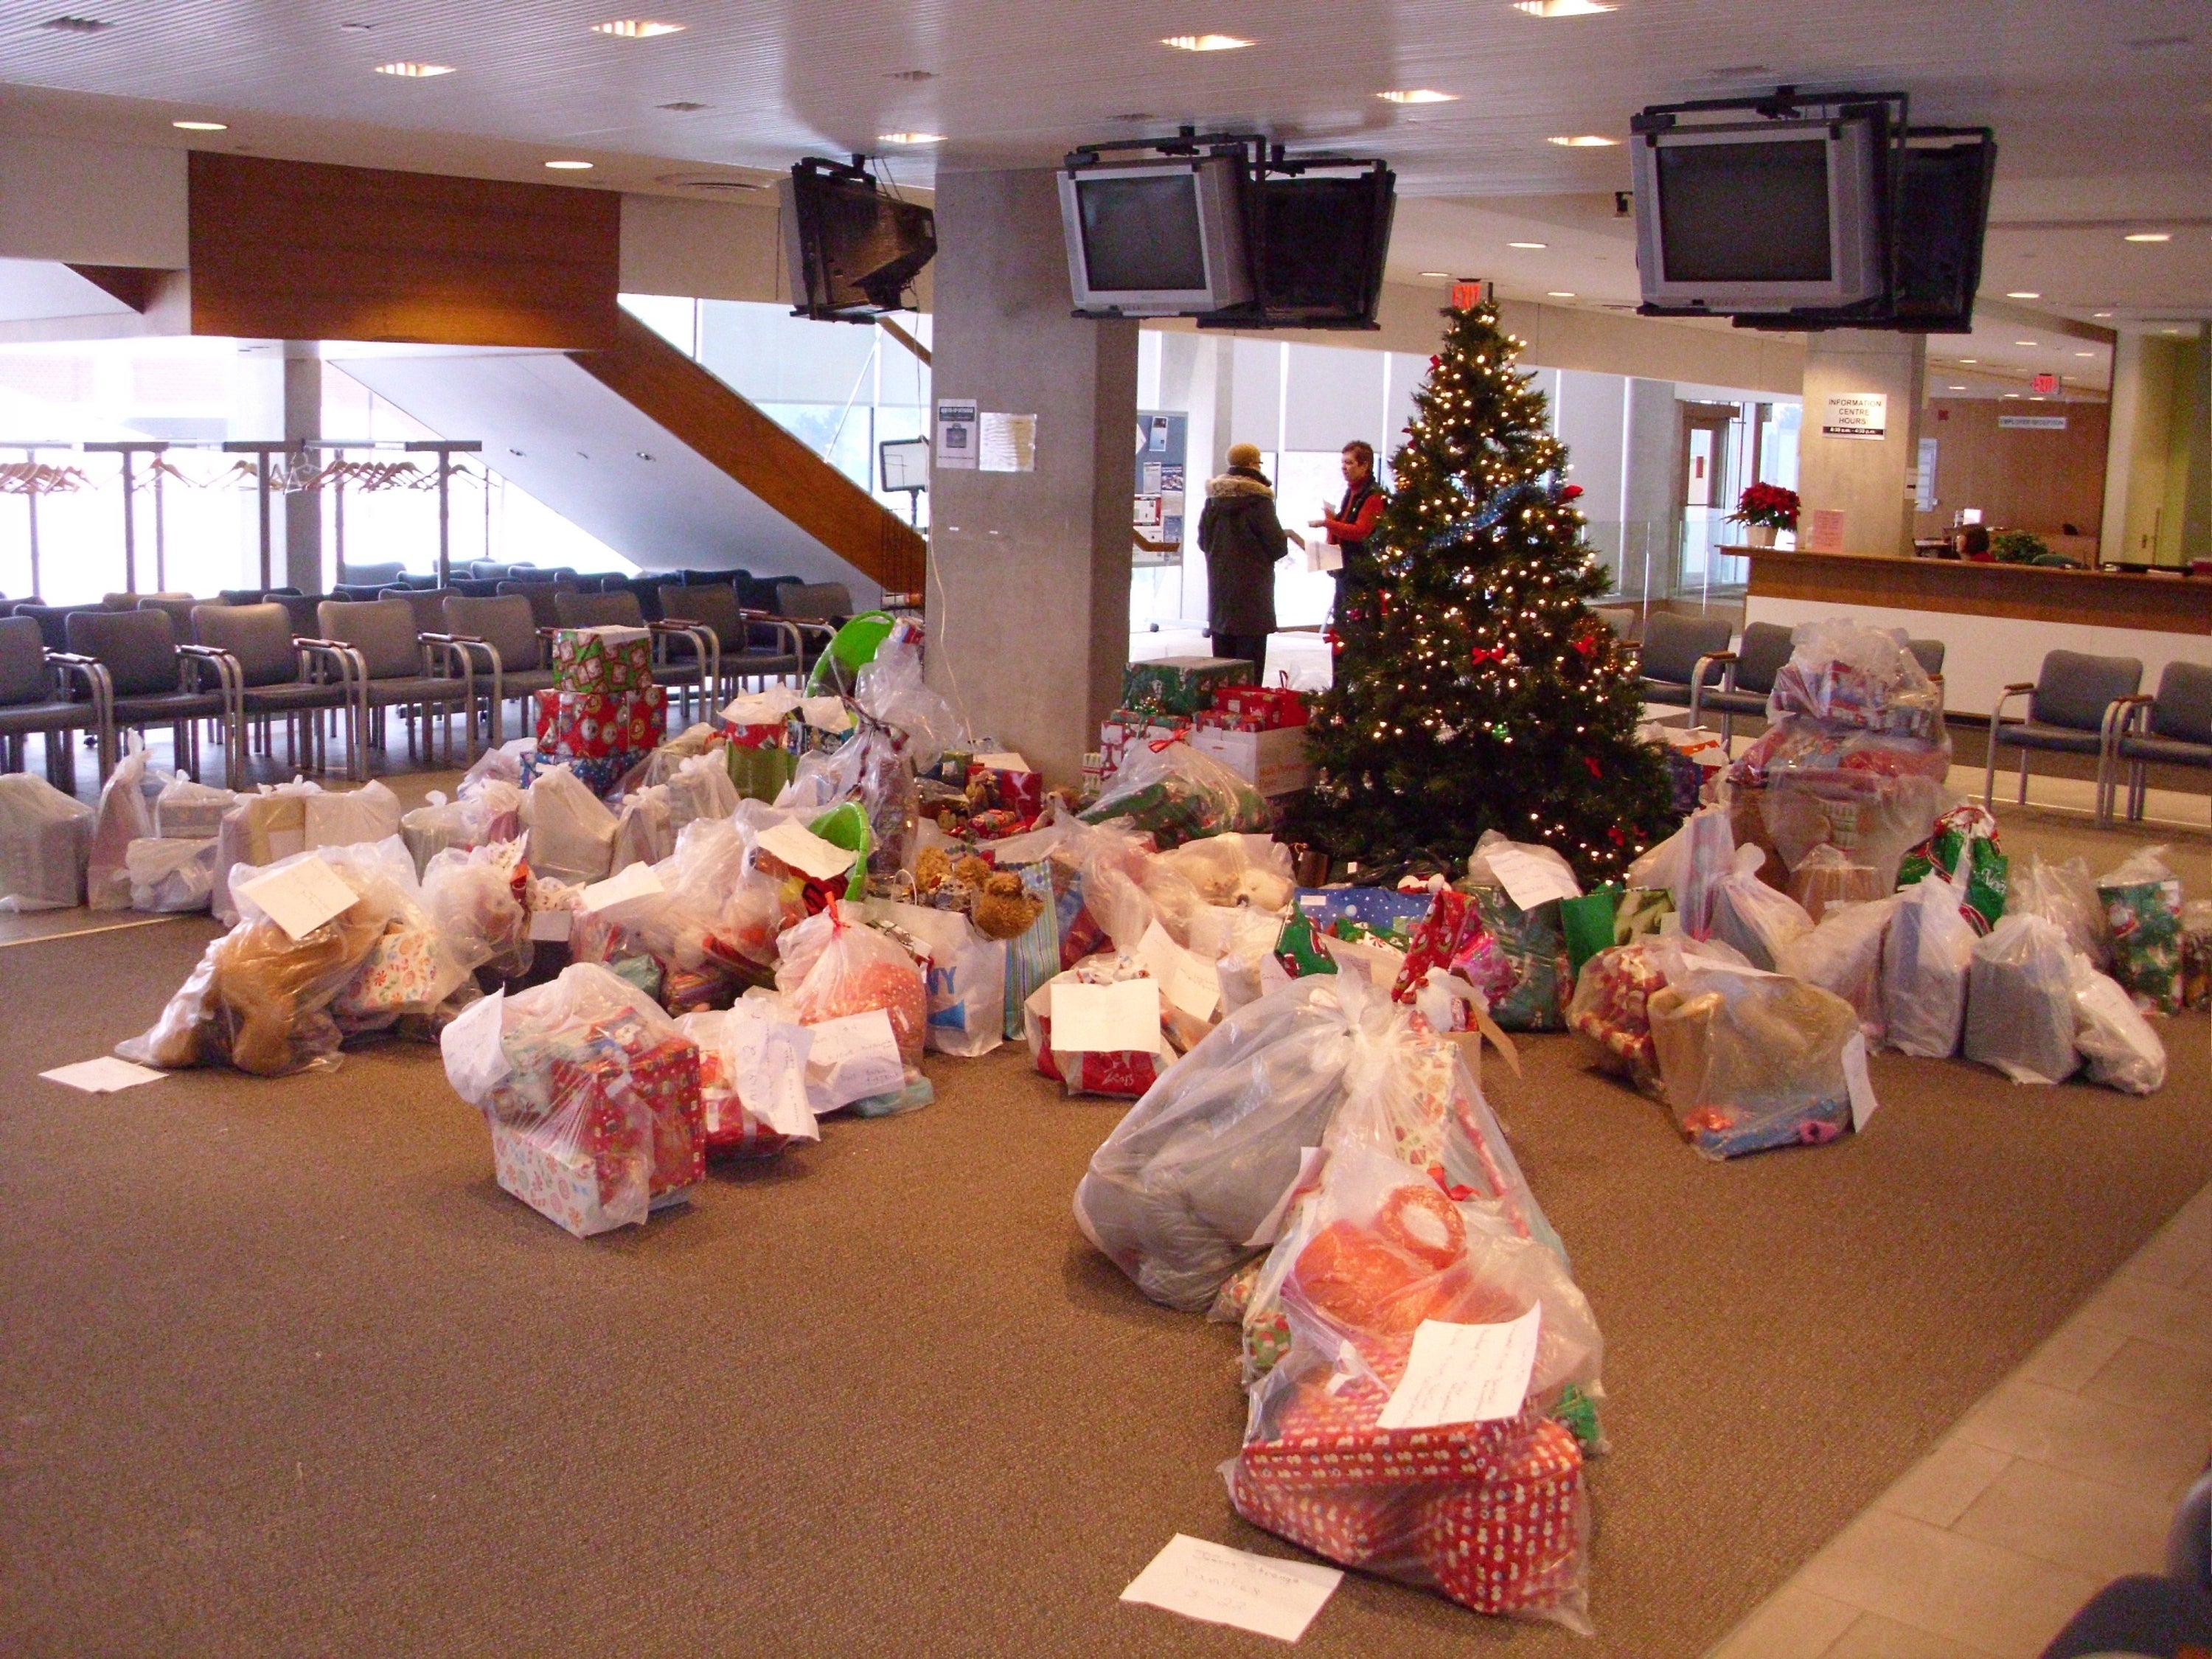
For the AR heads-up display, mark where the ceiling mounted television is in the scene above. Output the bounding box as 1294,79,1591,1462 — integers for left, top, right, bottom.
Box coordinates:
1631,113,1889,314
1200,162,1397,330
1886,129,1996,332
779,156,937,322
1059,155,1254,317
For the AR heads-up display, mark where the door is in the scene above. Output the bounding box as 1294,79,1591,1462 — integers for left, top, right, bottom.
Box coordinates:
1675,402,1739,596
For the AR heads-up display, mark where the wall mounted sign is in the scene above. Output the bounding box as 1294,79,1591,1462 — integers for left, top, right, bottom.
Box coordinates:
2030,372,2059,395
934,400,978,470
1820,392,1888,440
978,411,1037,473
1998,414,2069,431
1133,409,1188,567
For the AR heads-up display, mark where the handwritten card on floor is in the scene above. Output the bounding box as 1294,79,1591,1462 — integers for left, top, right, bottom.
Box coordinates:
1376,1306,1544,1430
1121,1534,1341,1643
1049,978,1162,1054
804,1009,904,1110
40,1057,167,1093
757,819,857,883
236,855,358,942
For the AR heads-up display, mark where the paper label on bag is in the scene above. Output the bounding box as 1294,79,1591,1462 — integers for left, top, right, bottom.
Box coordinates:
1484,846,1582,910
41,1057,167,1093
1121,1534,1342,1644
1135,921,1222,1023
972,751,1031,773
528,908,573,942
1242,1147,1328,1249
758,819,858,883
237,855,358,941
729,1018,817,1137
1375,1307,1543,1430
1049,978,1163,1054
1842,1031,1879,1132
805,1008,905,1107
580,861,663,913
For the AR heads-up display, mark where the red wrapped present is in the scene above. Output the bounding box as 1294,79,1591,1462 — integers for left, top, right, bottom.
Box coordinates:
550,625,654,695
1416,1420,1587,1616
1227,1466,1404,1570
1239,1369,1538,1491
535,686,669,759
1211,675,1310,730
967,759,1043,820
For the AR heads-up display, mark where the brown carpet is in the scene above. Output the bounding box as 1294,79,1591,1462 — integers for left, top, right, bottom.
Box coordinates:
0,905,2206,1659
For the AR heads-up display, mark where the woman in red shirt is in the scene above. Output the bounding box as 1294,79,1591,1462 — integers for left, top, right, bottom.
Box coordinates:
1310,440,1387,629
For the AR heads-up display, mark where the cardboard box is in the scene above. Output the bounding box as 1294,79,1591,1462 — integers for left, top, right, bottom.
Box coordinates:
1190,725,1312,798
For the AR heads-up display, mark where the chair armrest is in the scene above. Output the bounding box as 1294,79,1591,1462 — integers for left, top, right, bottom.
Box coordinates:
48,653,110,714
2002,681,2036,695
1690,651,1732,698
295,641,362,690
175,644,237,694
2103,693,2152,746
1989,684,2033,726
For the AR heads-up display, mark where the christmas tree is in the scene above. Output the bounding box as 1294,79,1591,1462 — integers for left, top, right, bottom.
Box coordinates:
1290,300,1677,885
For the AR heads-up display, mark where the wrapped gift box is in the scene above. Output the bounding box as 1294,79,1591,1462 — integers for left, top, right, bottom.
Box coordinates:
1210,679,1310,730
521,749,651,800
535,686,668,759
1099,710,1190,773
1227,1467,1402,1570
1240,1375,1538,1491
334,925,449,1020
1416,1421,1587,1617
550,625,654,695
966,759,1043,821
1189,725,1312,799
1120,656,1256,720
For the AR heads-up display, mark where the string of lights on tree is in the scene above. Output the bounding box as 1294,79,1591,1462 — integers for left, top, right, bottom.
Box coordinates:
1287,299,1678,886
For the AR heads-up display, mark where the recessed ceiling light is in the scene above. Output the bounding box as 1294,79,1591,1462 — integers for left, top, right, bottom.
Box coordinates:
2014,339,2038,347
2003,392,2022,399
2124,232,2172,243
1161,34,1251,51
1548,291,1577,298
2006,291,2041,299
2163,327,2186,335
1514,0,1617,15
375,61,454,77
172,119,228,131
878,132,944,145
2074,349,2096,358
1419,271,1450,278
2029,395,2047,402
1947,384,1967,390
1380,89,1457,103
1507,240,1548,249
1548,134,1618,147
591,19,685,37
1958,358,1978,364
545,159,594,170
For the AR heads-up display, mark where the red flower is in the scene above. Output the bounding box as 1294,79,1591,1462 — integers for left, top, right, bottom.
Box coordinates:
1559,484,1584,501
1729,482,1800,531
1583,756,1602,779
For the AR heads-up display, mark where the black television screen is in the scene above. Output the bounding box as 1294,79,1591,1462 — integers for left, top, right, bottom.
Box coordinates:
1658,140,1832,283
779,159,936,321
1889,131,1996,330
1201,165,1395,330
1077,174,1208,292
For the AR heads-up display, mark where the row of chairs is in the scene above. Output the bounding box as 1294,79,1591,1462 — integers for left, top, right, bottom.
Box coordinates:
1634,613,1948,744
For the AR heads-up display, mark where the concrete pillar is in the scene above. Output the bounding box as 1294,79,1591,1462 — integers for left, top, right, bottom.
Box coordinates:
282,345,324,594
1619,378,1678,602
925,168,1138,785
1798,330,1927,556
2100,331,2211,568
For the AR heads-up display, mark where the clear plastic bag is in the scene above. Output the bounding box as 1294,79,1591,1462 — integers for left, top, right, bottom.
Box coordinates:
1766,617,1944,737
87,739,162,911
153,777,235,840
0,773,91,911
212,780,323,925
1882,874,1978,1057
1024,953,1171,1099
1774,897,1896,1041
609,783,676,873
1672,805,1737,939
2070,955,2167,1095
1787,844,1883,925
874,899,1006,1058
1227,1143,1595,1631
1964,914,2081,1085
439,963,704,1238
524,762,617,886
1648,961,1860,1158
1079,737,1270,849
1155,833,1295,913
423,841,533,978
852,634,962,776
675,1002,821,1156
125,835,218,913
305,780,403,849
665,748,740,831
1566,935,1751,1093
775,900,928,1070
2011,852,2110,973
1705,844,1813,970
625,816,799,978
2098,845,2185,1015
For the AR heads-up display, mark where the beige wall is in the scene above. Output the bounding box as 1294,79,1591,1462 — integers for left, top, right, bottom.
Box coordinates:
1915,399,2110,543
1798,330,1927,557
0,134,188,269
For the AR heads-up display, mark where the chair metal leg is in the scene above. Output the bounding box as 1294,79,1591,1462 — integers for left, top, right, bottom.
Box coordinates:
2017,747,2028,807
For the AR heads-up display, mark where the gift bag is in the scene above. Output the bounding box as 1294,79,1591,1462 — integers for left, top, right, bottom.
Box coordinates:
2070,955,2167,1096
1648,961,1860,1158
1706,844,1813,971
1964,914,2081,1085
874,900,1006,1058
1024,956,1169,1098
2097,846,2185,1015
1898,804,2008,933
87,740,161,911
1469,886,1571,1031
1882,874,1978,1057
776,901,928,1071
0,773,92,911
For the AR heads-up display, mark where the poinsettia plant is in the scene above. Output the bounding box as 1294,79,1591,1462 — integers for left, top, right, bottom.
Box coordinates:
1729,482,1800,531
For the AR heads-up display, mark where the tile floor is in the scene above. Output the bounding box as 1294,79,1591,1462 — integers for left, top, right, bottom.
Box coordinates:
1705,1181,2212,1659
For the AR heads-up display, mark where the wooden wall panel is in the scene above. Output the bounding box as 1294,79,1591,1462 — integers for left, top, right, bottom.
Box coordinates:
1913,397,2110,543
188,153,619,349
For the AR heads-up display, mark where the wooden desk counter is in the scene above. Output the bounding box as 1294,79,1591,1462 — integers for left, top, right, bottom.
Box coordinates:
1732,547,2211,716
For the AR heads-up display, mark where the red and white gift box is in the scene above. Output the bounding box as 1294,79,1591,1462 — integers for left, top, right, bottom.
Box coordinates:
1208,676,1310,730
534,686,669,759
1416,1420,1587,1617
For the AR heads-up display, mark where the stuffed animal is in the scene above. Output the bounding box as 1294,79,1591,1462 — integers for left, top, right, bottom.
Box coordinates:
971,870,1045,941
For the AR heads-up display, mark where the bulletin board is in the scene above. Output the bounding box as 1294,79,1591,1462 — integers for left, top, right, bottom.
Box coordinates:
1133,410,1187,568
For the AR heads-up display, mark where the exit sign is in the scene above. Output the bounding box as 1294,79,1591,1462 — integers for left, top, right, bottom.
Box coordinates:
2031,372,2059,394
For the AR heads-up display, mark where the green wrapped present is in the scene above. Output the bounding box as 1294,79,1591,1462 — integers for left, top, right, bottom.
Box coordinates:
1559,886,1620,975
551,625,654,695
1613,887,1676,944
1470,886,1571,1032
2099,849,2185,1015
1120,655,1258,720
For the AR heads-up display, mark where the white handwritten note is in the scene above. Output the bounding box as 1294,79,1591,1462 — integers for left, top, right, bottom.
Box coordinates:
1375,1307,1543,1430
1049,978,1162,1054
580,861,663,914
1484,846,1582,911
804,1008,905,1109
757,819,858,883
1120,1534,1341,1643
236,855,358,941
1136,921,1222,1023
40,1057,168,1093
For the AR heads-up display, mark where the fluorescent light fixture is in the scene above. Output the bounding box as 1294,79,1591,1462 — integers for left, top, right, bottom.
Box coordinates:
878,132,944,145
545,159,594,170
1514,0,1618,14
1947,384,1966,390
1548,133,1618,147
2124,232,2172,243
1380,89,1457,103
1419,270,1450,277
591,19,685,36
2014,339,2038,347
375,61,454,77
2074,349,2096,357
2163,327,2186,335
2003,392,2022,399
1958,358,1978,364
173,119,228,131
1506,240,1548,249
1547,291,1577,298
2005,290,2040,299
1161,34,1251,51
2093,310,2115,318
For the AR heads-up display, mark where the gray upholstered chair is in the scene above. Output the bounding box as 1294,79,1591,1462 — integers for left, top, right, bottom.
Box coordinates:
1906,638,1947,679
119,593,206,636
0,614,105,789
192,602,358,777
497,580,566,631
551,588,710,723
656,582,802,699
315,597,474,770
2112,661,2212,827
1687,620,1794,744
66,606,238,781
380,585,457,639
1637,611,1736,714
438,594,558,747
1985,650,2142,818
13,602,110,655
338,560,406,588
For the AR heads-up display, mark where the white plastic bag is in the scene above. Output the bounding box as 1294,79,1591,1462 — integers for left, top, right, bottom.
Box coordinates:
423,841,532,978
676,1002,821,1154
874,899,1007,1058
1648,961,1860,1158
0,773,92,911
153,777,235,841
212,780,324,925
125,835,219,913
524,763,617,886
1964,914,2081,1085
1706,843,1813,970
852,634,962,774
87,740,161,911
609,784,675,873
1774,897,1896,1041
1882,874,1977,1057
665,748,740,831
305,780,402,849
2070,955,2167,1096
2011,852,2110,973
776,901,928,1072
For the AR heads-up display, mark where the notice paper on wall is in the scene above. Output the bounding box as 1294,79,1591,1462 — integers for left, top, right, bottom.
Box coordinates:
1375,1307,1544,1430
757,819,858,883
1820,392,1888,440
1804,507,1847,553
1120,1534,1343,1644
978,411,1037,473
40,1057,168,1093
1049,978,1163,1054
1484,846,1582,911
236,855,359,942
935,399,978,470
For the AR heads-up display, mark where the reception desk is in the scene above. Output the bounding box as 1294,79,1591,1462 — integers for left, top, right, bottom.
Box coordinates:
1736,547,2211,718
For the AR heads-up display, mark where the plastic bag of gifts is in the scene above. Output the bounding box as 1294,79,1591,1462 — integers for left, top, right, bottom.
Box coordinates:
1897,804,2009,934
422,840,534,980
86,739,162,911
674,1001,821,1158
1390,879,1569,1034
125,835,220,914
1078,736,1270,849
1882,873,1979,1057
774,902,930,1108
0,773,92,911
1963,912,2081,1085
1647,959,1869,1158
212,779,324,924
2070,953,2167,1096
1787,843,1885,925
439,964,704,1239
1222,1143,1598,1631
869,899,1006,1059
402,781,524,875
2011,852,2110,973
609,784,677,873
153,776,235,839
1773,896,1897,1041
2097,845,2186,1014
1025,953,1175,1098
523,762,617,887
1566,934,1751,1094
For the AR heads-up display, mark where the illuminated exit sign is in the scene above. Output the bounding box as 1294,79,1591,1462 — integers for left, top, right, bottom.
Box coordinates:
2031,372,2058,394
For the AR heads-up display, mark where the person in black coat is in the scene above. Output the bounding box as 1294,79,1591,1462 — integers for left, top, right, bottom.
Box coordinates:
1195,442,1290,671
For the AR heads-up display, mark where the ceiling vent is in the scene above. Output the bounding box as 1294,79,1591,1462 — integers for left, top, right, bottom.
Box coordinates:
886,69,936,82
655,172,766,195
41,15,113,30
658,100,707,111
